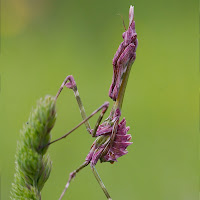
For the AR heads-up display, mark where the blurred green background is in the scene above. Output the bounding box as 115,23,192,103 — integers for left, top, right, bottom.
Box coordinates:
0,0,198,199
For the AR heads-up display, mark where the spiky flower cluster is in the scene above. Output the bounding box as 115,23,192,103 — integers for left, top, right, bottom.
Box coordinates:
11,96,56,200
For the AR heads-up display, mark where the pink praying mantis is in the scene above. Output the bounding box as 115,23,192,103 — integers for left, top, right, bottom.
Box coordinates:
46,5,138,200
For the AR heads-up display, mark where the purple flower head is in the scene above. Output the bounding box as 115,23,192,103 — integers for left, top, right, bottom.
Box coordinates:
85,109,132,166
109,5,138,101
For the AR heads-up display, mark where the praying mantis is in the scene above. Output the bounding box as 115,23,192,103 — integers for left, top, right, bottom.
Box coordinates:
46,5,138,200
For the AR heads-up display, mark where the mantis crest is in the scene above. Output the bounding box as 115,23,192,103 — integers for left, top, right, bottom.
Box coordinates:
47,5,138,200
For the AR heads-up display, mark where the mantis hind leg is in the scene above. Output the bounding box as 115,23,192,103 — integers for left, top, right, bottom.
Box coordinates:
59,161,90,200
91,165,112,200
58,163,112,200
